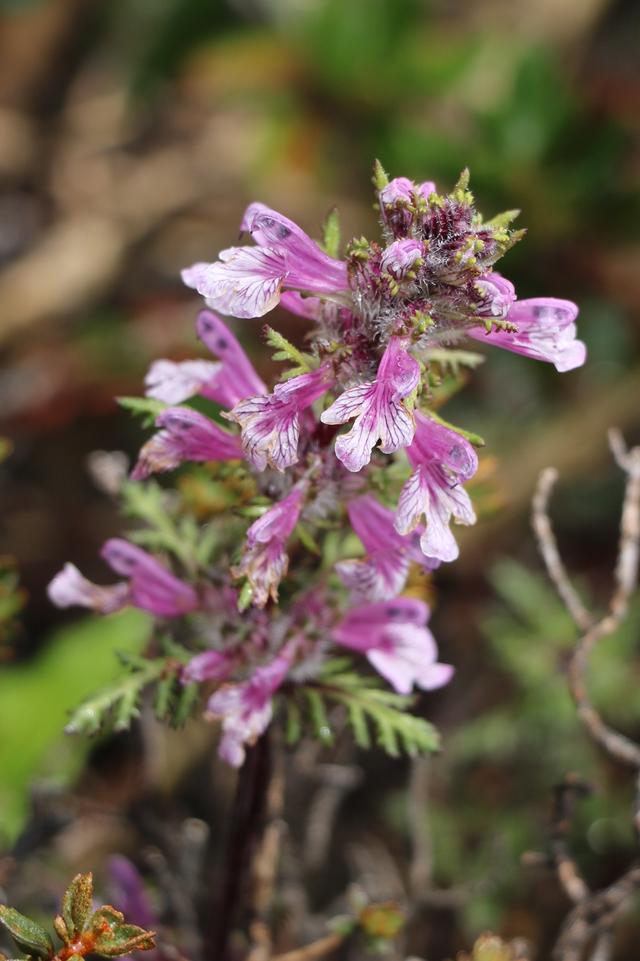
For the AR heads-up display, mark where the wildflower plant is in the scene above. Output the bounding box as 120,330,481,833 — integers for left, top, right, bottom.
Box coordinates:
49,164,584,766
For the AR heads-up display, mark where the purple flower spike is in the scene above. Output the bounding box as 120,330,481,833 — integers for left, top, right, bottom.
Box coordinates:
47,563,129,614
182,204,347,319
131,407,243,480
207,640,298,766
395,412,477,563
224,366,333,472
233,485,306,607
321,337,420,473
333,598,453,695
102,539,198,617
470,296,585,372
337,494,439,602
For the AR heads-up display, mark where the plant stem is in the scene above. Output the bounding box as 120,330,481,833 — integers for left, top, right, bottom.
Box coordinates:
209,732,272,961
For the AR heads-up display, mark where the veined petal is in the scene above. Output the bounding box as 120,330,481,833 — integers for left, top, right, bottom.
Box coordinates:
395,467,430,535
225,367,331,472
241,203,348,292
335,550,410,603
325,339,419,472
469,297,585,372
320,383,374,425
183,246,288,319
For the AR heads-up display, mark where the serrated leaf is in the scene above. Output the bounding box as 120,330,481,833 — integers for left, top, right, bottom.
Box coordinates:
62,873,93,939
422,349,485,374
0,906,54,959
264,327,318,375
315,679,440,758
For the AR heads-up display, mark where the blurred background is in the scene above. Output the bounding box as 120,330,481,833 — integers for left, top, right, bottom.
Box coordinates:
0,0,639,958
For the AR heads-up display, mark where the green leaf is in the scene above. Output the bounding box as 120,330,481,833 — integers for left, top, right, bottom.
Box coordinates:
65,659,166,736
372,158,389,191
89,907,155,957
0,906,54,959
62,873,94,938
305,689,334,745
264,327,318,377
238,580,253,613
322,207,341,258
285,699,302,746
116,396,166,427
422,349,486,375
314,674,440,757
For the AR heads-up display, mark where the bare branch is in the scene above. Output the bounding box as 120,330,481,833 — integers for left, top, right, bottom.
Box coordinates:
532,468,593,631
533,433,640,960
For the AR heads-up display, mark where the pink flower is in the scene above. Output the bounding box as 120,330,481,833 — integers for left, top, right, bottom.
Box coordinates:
182,204,348,319
378,178,436,235
224,365,333,472
280,290,323,320
48,563,129,614
333,598,453,695
474,273,516,319
131,407,243,480
207,641,297,766
232,485,306,607
182,649,236,684
144,311,266,407
195,309,267,403
321,337,420,472
145,359,221,406
337,495,439,602
48,539,198,618
470,296,585,372
380,239,425,278
395,413,477,563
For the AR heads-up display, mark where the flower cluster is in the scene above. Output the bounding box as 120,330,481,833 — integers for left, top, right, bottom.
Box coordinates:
49,166,584,765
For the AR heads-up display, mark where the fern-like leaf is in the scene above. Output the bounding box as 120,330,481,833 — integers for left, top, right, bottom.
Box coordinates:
264,327,318,378
65,658,166,735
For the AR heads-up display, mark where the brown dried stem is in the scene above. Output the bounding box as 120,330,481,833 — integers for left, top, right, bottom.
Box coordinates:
532,431,640,960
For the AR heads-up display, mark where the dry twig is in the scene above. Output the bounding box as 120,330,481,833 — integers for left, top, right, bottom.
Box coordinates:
532,431,640,960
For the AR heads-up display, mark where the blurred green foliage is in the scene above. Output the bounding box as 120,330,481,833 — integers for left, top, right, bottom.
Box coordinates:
0,610,149,842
